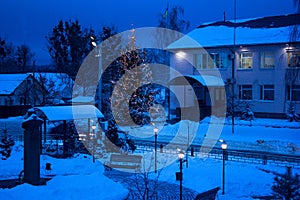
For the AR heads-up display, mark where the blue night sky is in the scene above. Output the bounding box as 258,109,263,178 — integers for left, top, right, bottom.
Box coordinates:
0,0,296,65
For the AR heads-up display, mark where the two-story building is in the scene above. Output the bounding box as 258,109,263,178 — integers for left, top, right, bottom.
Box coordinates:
167,14,300,120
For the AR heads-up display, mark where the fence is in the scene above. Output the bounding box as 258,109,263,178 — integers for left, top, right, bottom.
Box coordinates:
134,140,300,168
7,135,300,167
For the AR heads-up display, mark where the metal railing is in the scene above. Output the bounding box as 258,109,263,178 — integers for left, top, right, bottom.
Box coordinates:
134,140,300,167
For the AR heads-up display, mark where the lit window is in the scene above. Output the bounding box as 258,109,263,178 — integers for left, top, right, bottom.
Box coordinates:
193,53,227,69
214,88,226,101
239,85,252,100
260,85,275,101
287,51,300,68
209,53,227,69
287,85,300,101
240,52,253,69
260,52,275,69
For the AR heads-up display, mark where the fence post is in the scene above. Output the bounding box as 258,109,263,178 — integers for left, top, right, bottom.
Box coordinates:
263,155,267,165
160,144,163,153
191,147,194,157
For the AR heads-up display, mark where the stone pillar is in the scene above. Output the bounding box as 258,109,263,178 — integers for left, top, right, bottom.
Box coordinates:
22,114,43,185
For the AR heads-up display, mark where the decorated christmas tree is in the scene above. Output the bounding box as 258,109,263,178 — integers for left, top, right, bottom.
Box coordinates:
111,27,154,126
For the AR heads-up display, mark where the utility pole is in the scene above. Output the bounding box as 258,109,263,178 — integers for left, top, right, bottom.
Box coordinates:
231,0,237,134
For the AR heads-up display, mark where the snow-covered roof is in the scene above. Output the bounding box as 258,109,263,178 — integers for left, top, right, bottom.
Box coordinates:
34,105,104,121
169,75,224,87
69,96,95,104
167,25,297,50
0,74,31,95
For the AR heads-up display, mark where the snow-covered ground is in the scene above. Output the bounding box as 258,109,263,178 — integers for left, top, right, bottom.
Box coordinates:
0,146,298,200
159,157,290,200
0,148,128,200
0,116,299,199
122,117,300,155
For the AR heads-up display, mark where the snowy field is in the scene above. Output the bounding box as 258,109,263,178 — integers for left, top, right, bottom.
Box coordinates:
123,117,300,155
0,116,299,199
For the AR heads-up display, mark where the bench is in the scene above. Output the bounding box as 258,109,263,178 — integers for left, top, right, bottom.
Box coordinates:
194,187,220,200
104,153,142,172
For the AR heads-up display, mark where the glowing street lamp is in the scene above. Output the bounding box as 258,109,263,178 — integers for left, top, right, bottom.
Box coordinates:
91,124,97,163
220,140,228,195
154,127,158,173
178,150,185,200
90,36,102,111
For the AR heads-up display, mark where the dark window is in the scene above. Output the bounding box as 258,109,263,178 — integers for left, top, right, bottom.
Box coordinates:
287,85,300,101
260,85,275,101
239,85,252,100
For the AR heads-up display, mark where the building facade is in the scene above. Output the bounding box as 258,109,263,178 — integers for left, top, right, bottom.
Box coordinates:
167,14,300,119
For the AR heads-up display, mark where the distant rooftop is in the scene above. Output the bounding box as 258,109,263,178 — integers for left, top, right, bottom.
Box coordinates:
167,14,300,50
197,14,300,29
0,74,30,95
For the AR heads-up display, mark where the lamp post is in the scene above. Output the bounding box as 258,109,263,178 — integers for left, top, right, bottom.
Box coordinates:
91,124,97,163
221,141,228,195
154,127,158,173
91,36,102,112
178,150,185,200
186,122,189,168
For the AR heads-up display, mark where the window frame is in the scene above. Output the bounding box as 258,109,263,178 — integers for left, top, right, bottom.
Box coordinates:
260,85,275,101
193,52,227,69
287,85,300,101
287,51,300,68
239,52,253,69
239,85,253,100
260,51,275,69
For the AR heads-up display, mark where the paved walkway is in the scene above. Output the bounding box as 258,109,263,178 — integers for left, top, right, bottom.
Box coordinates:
105,171,198,200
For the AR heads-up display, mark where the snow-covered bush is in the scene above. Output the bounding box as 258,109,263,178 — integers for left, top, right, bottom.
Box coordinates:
287,102,299,122
0,136,15,160
240,106,255,121
226,95,255,121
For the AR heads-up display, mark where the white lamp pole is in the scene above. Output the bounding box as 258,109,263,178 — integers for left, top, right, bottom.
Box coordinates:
91,36,102,112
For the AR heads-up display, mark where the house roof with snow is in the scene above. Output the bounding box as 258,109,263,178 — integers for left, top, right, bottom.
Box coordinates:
33,105,104,121
167,14,300,50
0,74,32,95
68,96,95,104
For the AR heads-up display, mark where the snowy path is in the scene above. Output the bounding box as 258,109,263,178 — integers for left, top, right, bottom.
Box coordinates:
106,171,198,200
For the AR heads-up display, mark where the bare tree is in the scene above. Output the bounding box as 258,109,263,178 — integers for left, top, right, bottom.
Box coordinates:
284,1,300,120
130,156,163,200
0,41,17,72
16,44,34,72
